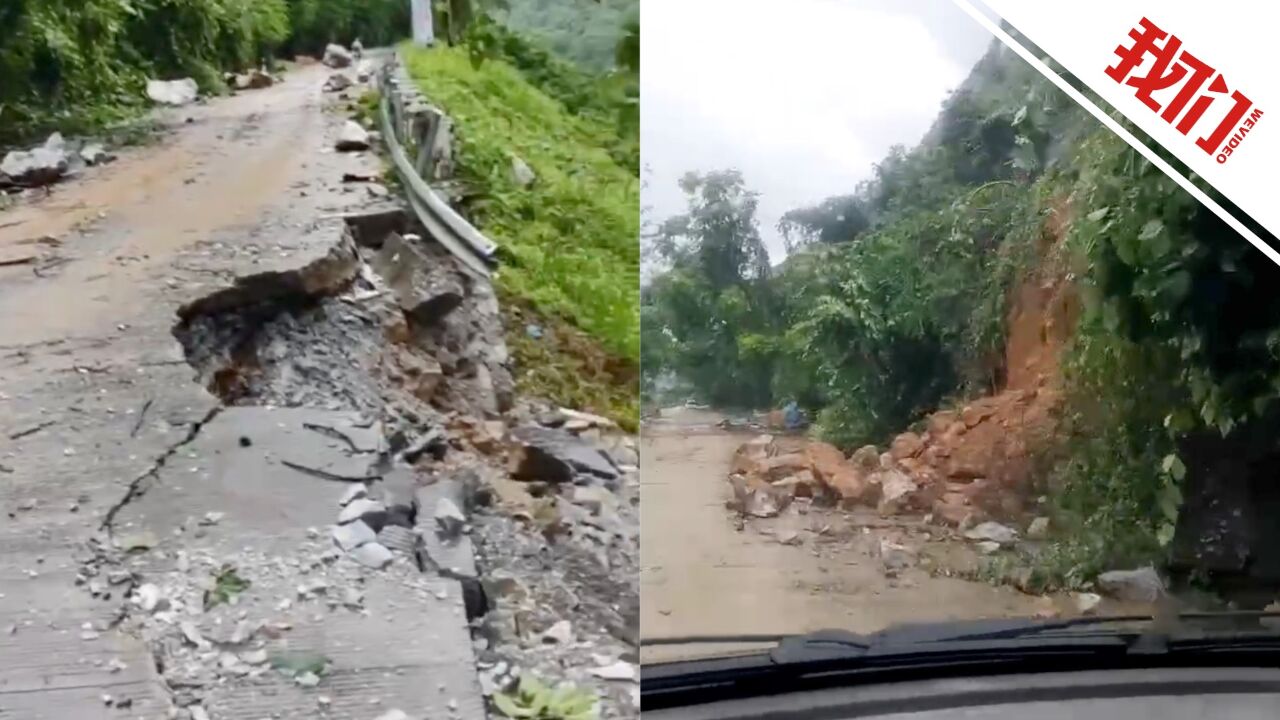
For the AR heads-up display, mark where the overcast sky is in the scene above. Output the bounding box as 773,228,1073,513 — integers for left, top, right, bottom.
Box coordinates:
641,0,995,263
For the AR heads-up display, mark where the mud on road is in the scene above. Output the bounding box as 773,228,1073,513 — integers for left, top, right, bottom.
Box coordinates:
639,408,1147,663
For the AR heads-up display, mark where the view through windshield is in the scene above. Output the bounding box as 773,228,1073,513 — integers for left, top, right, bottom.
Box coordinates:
640,0,1280,663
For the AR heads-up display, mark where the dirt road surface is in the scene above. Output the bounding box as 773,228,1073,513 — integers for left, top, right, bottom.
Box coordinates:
0,62,483,718
640,408,1104,663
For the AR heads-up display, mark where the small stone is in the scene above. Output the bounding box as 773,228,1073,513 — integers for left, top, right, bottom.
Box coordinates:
199,511,224,526
295,671,321,688
374,711,409,720
776,530,802,546
541,619,572,644
510,155,536,187
1074,592,1103,614
179,621,207,648
342,587,364,609
135,583,167,613
16,498,36,511
318,695,332,708
107,657,128,673
240,648,269,665
350,542,393,569
589,660,638,681
1026,516,1050,540
190,707,211,720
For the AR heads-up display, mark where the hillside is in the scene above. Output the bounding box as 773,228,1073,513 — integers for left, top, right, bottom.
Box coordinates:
403,35,639,427
644,36,1280,600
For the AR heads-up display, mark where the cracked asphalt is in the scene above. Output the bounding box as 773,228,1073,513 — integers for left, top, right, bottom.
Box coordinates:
0,62,483,718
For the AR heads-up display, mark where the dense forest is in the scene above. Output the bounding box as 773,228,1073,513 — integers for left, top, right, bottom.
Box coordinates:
643,36,1280,593
0,0,636,147
495,0,639,72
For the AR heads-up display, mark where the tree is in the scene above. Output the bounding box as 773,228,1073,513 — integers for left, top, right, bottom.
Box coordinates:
643,171,778,408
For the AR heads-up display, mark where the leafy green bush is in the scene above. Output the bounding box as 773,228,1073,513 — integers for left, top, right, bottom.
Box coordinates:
0,0,405,146
496,0,638,73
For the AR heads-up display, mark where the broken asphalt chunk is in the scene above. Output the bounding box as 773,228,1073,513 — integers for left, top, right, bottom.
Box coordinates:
338,498,388,529
350,542,394,569
509,426,619,483
332,520,376,551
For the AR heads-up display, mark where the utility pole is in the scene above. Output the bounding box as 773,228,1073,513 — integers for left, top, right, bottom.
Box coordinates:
410,0,435,45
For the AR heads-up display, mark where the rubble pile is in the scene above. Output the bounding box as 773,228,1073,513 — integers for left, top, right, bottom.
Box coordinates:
728,386,1058,531
469,407,641,715
1,132,116,190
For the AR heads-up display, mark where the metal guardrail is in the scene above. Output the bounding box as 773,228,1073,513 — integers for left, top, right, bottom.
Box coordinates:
377,57,497,280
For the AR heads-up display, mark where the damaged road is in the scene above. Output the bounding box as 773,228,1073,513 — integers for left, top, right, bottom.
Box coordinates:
0,57,639,719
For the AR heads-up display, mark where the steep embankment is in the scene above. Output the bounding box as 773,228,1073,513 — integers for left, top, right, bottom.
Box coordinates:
401,43,639,427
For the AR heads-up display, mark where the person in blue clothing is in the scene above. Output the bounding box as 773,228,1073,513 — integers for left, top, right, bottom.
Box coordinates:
783,399,806,430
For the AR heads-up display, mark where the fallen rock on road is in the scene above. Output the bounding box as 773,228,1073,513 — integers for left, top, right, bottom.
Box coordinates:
336,120,371,152
147,77,199,106
324,43,354,68
1,132,70,187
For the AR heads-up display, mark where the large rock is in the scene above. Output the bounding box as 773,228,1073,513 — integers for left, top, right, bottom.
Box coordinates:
757,453,811,483
336,120,371,152
1097,567,1164,603
731,435,774,475
827,468,878,508
889,432,925,460
79,142,112,166
772,470,819,498
874,470,917,516
728,474,789,518
964,521,1018,546
849,445,880,473
0,133,69,187
804,442,847,482
146,78,198,106
323,43,354,68
508,426,619,484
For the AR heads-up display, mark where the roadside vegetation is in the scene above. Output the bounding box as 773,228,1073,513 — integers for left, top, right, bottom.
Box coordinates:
643,39,1280,590
404,12,639,427
0,0,407,146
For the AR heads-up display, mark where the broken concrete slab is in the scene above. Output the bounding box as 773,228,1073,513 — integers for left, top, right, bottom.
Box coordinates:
377,524,420,554
370,232,465,326
175,224,362,322
332,520,376,550
339,483,368,506
509,426,619,484
415,482,478,580
338,498,388,529
350,541,394,569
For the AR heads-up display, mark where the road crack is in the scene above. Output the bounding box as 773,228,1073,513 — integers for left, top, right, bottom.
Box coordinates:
100,405,222,532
